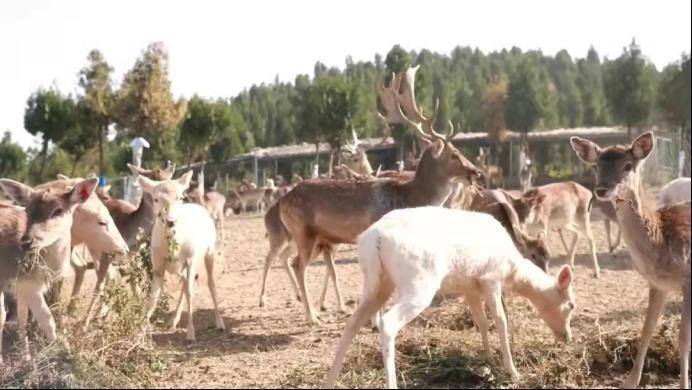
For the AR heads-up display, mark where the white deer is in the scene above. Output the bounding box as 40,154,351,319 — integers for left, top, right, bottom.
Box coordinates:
136,170,225,342
324,207,575,388
657,177,691,208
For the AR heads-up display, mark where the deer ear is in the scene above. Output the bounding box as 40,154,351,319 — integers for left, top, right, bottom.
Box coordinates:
556,265,574,290
177,170,194,189
138,175,157,193
570,137,601,163
68,177,99,205
631,131,655,160
0,179,35,206
57,174,70,180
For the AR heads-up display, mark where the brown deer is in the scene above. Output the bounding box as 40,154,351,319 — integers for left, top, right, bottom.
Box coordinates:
0,178,126,362
66,163,175,324
502,182,600,277
476,148,504,189
277,65,483,325
187,170,226,240
570,132,690,389
468,189,550,271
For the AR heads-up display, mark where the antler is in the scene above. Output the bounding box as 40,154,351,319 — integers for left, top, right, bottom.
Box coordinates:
378,65,455,143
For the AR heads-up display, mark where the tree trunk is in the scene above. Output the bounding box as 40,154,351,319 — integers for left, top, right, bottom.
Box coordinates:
328,148,335,177
38,138,48,181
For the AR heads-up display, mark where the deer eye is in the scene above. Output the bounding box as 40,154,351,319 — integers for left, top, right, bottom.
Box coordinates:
623,162,633,172
98,220,108,226
51,208,64,218
154,198,159,203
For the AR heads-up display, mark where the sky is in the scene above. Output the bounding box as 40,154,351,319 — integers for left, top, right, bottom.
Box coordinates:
1,0,690,149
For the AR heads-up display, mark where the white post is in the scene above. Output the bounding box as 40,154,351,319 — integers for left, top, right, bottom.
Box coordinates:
126,136,150,205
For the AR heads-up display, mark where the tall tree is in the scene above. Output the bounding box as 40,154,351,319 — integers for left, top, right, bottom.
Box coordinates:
296,74,362,174
0,131,27,180
179,95,216,164
604,39,656,138
24,88,79,179
505,59,556,134
77,49,114,177
577,47,610,126
114,42,186,163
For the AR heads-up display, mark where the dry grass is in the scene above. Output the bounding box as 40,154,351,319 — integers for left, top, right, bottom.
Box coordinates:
1,215,687,388
0,233,172,388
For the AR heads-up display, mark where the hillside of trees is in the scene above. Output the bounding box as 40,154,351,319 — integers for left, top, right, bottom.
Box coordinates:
1,40,689,184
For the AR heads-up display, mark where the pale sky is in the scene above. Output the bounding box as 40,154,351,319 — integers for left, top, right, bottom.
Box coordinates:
1,0,690,149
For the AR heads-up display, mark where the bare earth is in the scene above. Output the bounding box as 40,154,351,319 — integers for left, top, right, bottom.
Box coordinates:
113,209,682,389
30,208,688,388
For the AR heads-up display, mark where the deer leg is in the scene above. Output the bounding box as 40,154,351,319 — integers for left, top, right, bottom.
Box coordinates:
204,250,225,330
323,273,394,388
82,255,112,330
292,235,320,326
259,241,281,308
68,264,87,314
145,268,165,324
380,289,438,389
25,289,57,345
562,226,580,269
318,258,330,312
485,284,520,381
604,219,614,253
281,245,301,303
580,215,600,278
623,287,667,389
679,281,690,389
184,263,197,342
321,246,346,313
558,228,570,254
15,292,30,360
466,294,490,358
169,277,186,331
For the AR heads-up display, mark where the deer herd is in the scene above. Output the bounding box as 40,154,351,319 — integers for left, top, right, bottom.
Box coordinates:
0,66,689,389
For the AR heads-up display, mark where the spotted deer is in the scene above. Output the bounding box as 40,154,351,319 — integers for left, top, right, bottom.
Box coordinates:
324,207,575,388
571,132,690,389
0,178,126,363
276,65,482,325
468,189,550,271
505,182,600,277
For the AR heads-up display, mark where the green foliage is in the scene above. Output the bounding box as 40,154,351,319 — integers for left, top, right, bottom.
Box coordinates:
296,73,363,149
13,41,689,178
505,58,557,132
77,49,115,175
114,42,186,158
0,131,27,180
24,87,80,180
604,40,657,132
658,53,691,128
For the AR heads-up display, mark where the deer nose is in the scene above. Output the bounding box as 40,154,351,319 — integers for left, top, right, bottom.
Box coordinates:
166,219,175,228
594,187,608,197
20,236,34,251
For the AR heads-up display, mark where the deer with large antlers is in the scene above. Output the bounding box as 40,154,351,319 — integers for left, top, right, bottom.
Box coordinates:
274,65,482,325
571,132,690,389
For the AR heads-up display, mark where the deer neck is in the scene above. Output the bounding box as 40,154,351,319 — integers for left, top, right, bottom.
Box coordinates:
612,172,662,257
506,256,555,305
405,158,454,207
132,192,155,233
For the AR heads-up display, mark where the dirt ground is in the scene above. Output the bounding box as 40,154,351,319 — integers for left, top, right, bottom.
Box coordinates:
3,208,687,388
129,209,683,389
